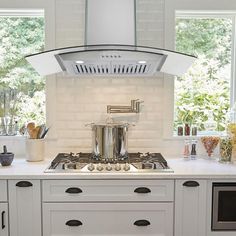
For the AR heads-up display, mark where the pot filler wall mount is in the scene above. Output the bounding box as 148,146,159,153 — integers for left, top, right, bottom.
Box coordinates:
25,0,196,77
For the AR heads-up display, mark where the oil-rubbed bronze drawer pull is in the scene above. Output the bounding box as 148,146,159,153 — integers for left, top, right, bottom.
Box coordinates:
134,220,151,226
134,187,151,193
15,181,33,187
1,211,5,229
183,181,200,187
66,220,83,227
65,187,83,194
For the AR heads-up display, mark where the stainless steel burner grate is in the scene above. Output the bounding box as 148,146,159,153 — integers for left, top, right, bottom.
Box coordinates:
45,152,173,173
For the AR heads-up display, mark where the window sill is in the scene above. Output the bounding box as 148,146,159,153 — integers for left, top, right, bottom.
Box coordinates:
0,135,26,140
164,131,222,141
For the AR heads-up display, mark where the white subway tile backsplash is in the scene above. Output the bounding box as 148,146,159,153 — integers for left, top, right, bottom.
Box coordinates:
128,139,162,148
56,103,84,112
56,113,76,121
57,94,75,103
43,0,180,155
57,130,91,139
83,104,106,112
129,130,162,139
57,138,91,148
56,121,87,130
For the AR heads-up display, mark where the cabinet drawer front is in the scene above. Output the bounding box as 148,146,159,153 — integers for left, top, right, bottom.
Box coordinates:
43,180,174,202
43,203,173,236
0,180,7,202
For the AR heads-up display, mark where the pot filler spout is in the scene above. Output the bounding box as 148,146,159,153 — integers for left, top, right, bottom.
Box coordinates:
25,0,196,77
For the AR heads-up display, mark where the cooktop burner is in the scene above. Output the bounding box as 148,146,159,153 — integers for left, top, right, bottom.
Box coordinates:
45,152,173,173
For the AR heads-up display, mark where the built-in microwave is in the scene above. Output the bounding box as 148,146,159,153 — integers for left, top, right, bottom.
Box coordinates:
212,183,236,231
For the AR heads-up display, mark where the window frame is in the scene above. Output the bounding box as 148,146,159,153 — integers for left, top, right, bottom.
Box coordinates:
174,11,236,135
176,11,236,109
0,9,46,128
0,9,44,17
0,0,57,139
163,0,236,139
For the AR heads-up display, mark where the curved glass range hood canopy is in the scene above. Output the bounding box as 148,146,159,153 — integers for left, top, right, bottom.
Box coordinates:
26,0,196,77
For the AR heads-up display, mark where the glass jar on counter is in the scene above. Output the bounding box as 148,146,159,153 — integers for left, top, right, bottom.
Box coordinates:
219,136,233,163
184,123,190,136
183,139,190,159
204,111,217,131
177,124,184,136
227,105,236,162
201,136,220,159
191,125,198,136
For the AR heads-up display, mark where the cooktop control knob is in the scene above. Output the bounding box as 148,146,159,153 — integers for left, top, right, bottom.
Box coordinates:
96,163,103,171
106,163,112,171
123,163,130,171
114,163,121,171
87,163,95,171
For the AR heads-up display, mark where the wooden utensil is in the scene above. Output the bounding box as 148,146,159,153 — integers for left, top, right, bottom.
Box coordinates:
31,126,41,139
27,122,35,138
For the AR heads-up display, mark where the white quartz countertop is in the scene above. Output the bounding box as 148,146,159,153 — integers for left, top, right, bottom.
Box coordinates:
1,157,236,179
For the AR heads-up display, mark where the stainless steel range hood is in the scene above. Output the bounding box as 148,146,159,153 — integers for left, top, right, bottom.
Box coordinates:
26,0,196,77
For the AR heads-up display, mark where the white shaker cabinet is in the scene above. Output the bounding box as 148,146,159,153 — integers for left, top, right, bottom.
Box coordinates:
0,180,8,236
175,179,207,236
8,180,41,236
42,179,174,236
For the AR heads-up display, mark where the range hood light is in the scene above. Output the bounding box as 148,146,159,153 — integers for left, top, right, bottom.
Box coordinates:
138,60,147,64
76,60,84,64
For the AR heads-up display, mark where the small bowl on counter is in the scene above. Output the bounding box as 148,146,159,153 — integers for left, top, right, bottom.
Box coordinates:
0,145,14,166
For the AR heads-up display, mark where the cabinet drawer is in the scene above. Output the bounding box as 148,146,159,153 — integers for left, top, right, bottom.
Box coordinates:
42,180,174,202
0,180,7,202
43,203,173,236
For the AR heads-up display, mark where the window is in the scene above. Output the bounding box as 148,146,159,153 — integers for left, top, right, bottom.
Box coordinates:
0,9,45,134
174,12,235,134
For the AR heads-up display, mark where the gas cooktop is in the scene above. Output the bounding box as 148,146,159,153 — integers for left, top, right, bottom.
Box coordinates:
45,152,173,173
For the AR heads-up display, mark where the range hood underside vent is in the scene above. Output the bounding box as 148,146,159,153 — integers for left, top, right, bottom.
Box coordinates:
74,63,149,75
56,47,167,76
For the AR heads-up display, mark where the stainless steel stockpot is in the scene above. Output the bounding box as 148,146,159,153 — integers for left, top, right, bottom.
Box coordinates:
89,123,129,159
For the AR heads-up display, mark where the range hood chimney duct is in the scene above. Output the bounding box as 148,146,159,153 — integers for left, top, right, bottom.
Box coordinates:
26,0,196,77
86,0,136,45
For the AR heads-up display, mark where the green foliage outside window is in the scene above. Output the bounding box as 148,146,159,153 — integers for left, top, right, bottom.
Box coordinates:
0,17,45,127
175,18,232,131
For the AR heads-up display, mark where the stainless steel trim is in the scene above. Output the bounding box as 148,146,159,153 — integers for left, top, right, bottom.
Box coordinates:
85,0,88,45
44,164,174,173
107,99,144,113
212,185,236,230
134,0,137,46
